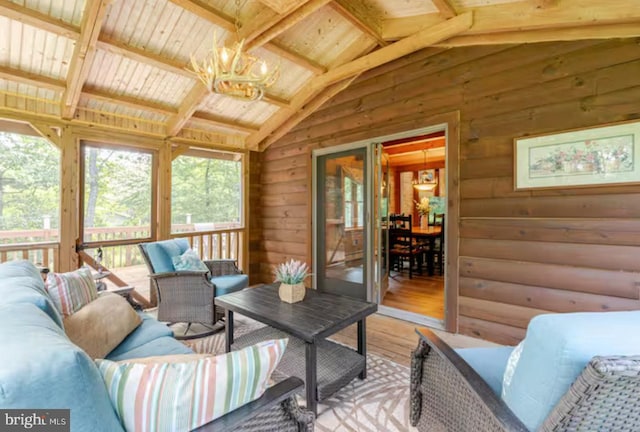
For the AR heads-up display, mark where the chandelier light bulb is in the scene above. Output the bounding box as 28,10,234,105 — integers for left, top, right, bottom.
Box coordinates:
260,61,268,76
220,47,229,66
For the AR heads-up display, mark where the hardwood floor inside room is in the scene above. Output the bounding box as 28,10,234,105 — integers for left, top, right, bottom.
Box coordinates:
381,272,445,320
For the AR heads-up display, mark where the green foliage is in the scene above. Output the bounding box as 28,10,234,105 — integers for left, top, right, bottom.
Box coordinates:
171,155,241,227
0,132,60,231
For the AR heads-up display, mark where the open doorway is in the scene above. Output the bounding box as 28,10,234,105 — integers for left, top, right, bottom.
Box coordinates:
380,131,446,322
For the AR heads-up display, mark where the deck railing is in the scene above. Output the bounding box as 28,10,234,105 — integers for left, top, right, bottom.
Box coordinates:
0,224,245,271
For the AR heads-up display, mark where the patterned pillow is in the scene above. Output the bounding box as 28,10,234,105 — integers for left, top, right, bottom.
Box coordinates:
172,249,209,272
45,267,98,317
501,340,524,398
96,338,288,432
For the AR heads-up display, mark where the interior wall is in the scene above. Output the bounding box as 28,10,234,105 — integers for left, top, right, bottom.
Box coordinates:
251,38,640,344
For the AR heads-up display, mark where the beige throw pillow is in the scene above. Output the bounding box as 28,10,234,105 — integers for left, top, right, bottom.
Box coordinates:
64,293,142,359
117,353,211,364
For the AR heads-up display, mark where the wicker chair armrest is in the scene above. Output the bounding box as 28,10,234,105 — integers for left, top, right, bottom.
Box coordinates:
149,270,210,280
195,377,314,432
204,259,242,276
411,329,527,432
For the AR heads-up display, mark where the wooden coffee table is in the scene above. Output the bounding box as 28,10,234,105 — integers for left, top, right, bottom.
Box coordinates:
214,284,377,415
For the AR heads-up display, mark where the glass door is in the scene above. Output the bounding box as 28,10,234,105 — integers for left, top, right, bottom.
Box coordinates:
313,144,371,301
374,143,390,303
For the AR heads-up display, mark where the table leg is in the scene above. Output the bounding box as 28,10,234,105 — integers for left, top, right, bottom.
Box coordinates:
305,342,318,416
225,309,234,353
358,319,367,379
427,238,435,276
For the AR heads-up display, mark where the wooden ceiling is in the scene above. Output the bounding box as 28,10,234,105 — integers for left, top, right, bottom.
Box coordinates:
1,0,639,151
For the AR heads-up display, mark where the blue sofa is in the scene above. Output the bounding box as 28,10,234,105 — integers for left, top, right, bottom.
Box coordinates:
0,260,312,432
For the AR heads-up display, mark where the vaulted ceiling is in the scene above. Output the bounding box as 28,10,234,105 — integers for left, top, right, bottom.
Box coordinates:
1,0,639,151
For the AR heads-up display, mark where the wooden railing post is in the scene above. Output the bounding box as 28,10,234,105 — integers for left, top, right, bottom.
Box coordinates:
58,127,80,272
157,140,172,241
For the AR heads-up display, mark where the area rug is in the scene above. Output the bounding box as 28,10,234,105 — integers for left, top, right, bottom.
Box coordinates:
182,321,416,432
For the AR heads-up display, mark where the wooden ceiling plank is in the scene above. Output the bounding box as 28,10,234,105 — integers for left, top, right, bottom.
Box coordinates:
166,83,209,137
82,86,177,115
330,0,387,46
437,22,640,47
317,12,473,88
430,0,457,19
0,0,80,39
191,111,260,134
0,65,66,91
238,3,300,43
384,138,446,155
245,0,333,50
259,75,359,151
61,0,110,119
258,0,306,14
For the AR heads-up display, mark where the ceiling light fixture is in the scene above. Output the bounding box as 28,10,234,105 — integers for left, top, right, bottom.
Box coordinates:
413,149,438,191
187,33,279,101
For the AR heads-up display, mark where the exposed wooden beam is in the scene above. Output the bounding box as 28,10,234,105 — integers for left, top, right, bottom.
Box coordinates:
61,0,109,119
30,122,62,148
171,144,190,160
166,83,209,137
238,4,295,43
0,65,66,91
167,0,323,75
259,75,359,151
382,0,640,40
330,1,387,46
436,22,640,47
0,0,80,39
82,86,176,115
245,0,333,50
265,42,327,74
191,112,259,134
317,12,473,88
250,14,472,150
431,0,457,19
384,138,446,155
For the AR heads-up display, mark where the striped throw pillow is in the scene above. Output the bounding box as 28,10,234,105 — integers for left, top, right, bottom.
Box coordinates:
96,338,288,432
45,267,98,317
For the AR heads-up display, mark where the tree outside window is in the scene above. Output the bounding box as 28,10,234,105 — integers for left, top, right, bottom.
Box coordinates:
344,176,363,228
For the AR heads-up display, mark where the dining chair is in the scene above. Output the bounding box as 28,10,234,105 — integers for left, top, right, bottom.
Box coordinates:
389,214,423,279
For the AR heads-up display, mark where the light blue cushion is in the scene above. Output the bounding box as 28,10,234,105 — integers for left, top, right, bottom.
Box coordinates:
172,249,209,272
502,311,640,431
0,260,63,328
212,274,249,296
456,346,515,396
106,336,193,361
0,303,124,432
106,312,174,358
142,238,190,273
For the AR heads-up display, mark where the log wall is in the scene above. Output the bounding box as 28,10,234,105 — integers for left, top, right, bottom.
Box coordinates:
250,38,640,344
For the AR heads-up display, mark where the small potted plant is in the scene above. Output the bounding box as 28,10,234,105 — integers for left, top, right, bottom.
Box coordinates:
274,259,310,303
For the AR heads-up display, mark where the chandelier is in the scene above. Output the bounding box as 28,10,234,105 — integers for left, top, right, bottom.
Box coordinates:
188,33,279,101
413,150,438,191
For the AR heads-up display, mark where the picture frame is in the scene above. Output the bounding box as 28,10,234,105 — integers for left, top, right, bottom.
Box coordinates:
514,120,640,191
418,169,436,183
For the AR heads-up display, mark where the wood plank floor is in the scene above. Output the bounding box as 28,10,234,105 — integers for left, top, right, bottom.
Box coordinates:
381,272,445,320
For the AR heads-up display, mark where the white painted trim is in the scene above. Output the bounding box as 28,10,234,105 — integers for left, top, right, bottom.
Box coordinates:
377,305,445,330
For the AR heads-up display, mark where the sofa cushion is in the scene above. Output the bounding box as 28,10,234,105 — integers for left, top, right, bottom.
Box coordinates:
172,248,209,271
106,335,193,361
64,293,142,359
106,312,174,358
142,238,190,273
502,311,640,431
212,274,249,296
0,303,123,432
45,267,98,317
456,346,515,396
97,339,288,431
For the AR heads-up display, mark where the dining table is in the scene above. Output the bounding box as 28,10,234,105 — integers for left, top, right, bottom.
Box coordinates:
412,225,442,276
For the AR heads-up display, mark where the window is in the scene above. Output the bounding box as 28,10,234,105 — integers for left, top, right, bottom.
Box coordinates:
82,144,154,243
171,153,242,233
344,176,363,228
0,131,60,242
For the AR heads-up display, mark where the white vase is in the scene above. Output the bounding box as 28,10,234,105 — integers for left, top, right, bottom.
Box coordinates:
279,282,306,303
420,215,428,229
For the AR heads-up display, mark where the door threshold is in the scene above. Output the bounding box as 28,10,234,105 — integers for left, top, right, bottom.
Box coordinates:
377,305,445,330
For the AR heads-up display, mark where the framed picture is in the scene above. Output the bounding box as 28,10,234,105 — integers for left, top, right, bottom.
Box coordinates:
418,169,436,183
514,120,640,190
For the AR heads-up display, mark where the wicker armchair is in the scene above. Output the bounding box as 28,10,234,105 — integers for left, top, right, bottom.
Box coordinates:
138,239,248,338
410,328,640,432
